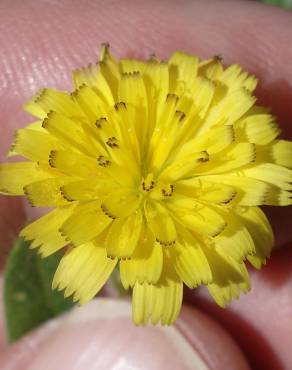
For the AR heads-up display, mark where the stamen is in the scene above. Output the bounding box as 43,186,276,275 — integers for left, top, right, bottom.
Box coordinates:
121,71,140,77
99,42,110,62
251,143,257,163
211,222,227,238
220,191,237,205
48,150,57,168
197,151,210,163
42,110,54,128
95,117,107,129
100,204,116,219
142,173,155,192
174,110,186,122
114,101,127,111
97,155,111,167
106,137,119,148
166,93,179,103
156,238,176,247
213,54,223,62
161,184,175,197
60,186,74,202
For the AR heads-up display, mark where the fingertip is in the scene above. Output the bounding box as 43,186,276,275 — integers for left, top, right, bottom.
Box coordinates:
0,299,250,370
186,246,292,370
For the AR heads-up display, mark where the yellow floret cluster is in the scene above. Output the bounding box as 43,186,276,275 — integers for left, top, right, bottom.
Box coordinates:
1,44,292,325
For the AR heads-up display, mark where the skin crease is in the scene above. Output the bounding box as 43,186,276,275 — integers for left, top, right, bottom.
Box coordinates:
0,0,291,369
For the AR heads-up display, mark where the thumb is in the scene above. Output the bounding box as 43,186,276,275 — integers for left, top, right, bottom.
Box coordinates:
0,299,250,370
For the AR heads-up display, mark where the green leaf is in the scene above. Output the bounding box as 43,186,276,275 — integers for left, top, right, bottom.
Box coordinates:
4,238,74,342
261,0,292,9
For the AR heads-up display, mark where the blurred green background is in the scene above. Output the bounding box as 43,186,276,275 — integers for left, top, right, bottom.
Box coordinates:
260,0,292,8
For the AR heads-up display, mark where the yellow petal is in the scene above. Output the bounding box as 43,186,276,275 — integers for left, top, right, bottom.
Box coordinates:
176,179,236,205
73,63,100,89
198,56,223,80
20,205,75,256
189,77,215,117
52,242,117,304
243,163,292,190
196,143,256,175
120,236,163,289
235,114,280,145
176,125,235,159
48,150,100,178
170,198,227,237
33,88,81,117
8,128,63,162
219,64,257,92
24,95,47,119
144,61,169,96
160,150,209,181
106,210,143,258
71,85,105,123
196,182,236,205
119,71,147,108
263,187,292,206
214,210,255,262
236,207,274,269
25,120,44,131
24,177,76,206
132,252,183,325
102,191,141,218
60,179,114,201
144,201,176,245
98,43,119,100
171,231,212,288
120,59,147,74
169,51,199,77
43,111,97,156
74,52,116,105
205,247,250,307
202,174,269,206
270,140,292,169
59,200,112,246
200,88,256,133
0,162,51,195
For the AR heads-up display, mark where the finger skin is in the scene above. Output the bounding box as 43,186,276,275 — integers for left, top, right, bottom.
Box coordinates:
0,299,250,370
186,246,292,370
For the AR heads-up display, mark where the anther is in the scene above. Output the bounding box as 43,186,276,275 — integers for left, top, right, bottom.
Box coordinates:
106,137,119,148
100,204,116,220
213,54,223,62
97,155,111,167
60,186,75,202
48,150,57,168
197,151,210,163
251,143,257,163
156,238,176,247
141,173,155,193
42,110,54,128
121,71,140,78
142,180,155,192
114,101,127,111
166,93,179,103
221,191,237,205
175,110,186,122
95,117,107,129
161,184,175,197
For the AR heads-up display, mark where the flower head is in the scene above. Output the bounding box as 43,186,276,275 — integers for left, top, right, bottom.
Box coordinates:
1,44,292,325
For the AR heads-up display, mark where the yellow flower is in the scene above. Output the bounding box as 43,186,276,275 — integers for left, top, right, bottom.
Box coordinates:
1,44,292,325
